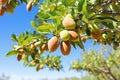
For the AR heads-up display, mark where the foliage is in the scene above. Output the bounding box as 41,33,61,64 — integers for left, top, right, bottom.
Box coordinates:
2,0,120,79
70,49,120,80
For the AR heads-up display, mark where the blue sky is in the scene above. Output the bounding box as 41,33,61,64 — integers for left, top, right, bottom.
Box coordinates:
0,3,100,80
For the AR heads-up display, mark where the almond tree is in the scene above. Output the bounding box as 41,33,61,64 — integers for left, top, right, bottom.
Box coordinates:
2,0,120,80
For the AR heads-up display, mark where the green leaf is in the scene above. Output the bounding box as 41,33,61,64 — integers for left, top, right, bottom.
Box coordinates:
49,16,61,20
37,12,50,19
102,22,114,29
6,50,17,57
82,0,87,13
86,27,91,36
78,0,85,12
78,31,84,50
62,0,76,7
93,16,118,22
36,24,54,32
31,21,37,29
18,33,25,41
71,42,77,49
82,14,89,23
11,34,18,42
21,35,36,45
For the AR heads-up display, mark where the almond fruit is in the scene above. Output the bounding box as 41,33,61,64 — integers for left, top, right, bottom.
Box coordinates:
60,30,70,41
68,31,78,42
17,54,22,61
60,41,71,56
41,43,47,51
0,0,7,5
0,6,4,16
62,14,76,29
18,48,24,55
26,1,33,12
48,36,60,52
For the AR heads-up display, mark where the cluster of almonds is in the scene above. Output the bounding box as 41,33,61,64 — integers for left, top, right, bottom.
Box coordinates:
0,0,35,16
16,14,79,57
47,14,79,56
14,42,48,61
0,0,20,16
0,0,7,16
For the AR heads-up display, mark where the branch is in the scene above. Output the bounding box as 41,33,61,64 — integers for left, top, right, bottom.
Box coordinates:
90,0,115,10
94,67,109,73
102,12,120,16
94,67,118,80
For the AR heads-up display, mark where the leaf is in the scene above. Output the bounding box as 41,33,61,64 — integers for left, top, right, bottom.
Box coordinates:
71,8,75,18
78,32,84,50
6,50,17,57
62,0,76,7
78,0,85,12
31,21,37,29
36,24,54,32
21,35,36,45
49,16,61,20
82,14,89,23
102,22,114,29
37,12,50,19
86,27,91,36
71,42,77,49
93,16,118,22
82,0,87,13
18,33,25,41
11,34,18,42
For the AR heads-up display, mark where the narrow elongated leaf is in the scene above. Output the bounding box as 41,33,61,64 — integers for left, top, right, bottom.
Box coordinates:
37,13,50,19
86,27,91,36
62,0,76,7
37,24,54,32
78,31,84,50
78,0,85,12
49,16,61,19
31,21,37,28
18,33,25,41
82,0,87,12
6,50,17,57
93,16,118,22
21,35,36,45
11,34,18,42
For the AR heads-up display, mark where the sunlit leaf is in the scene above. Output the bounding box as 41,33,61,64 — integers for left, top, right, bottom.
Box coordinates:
78,0,85,12
6,50,17,57
30,21,37,29
36,24,54,32
62,0,76,7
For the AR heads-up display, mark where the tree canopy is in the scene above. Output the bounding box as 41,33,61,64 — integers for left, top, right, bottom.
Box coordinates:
1,0,120,80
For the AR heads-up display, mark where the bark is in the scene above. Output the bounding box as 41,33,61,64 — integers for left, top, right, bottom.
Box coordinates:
95,67,117,80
